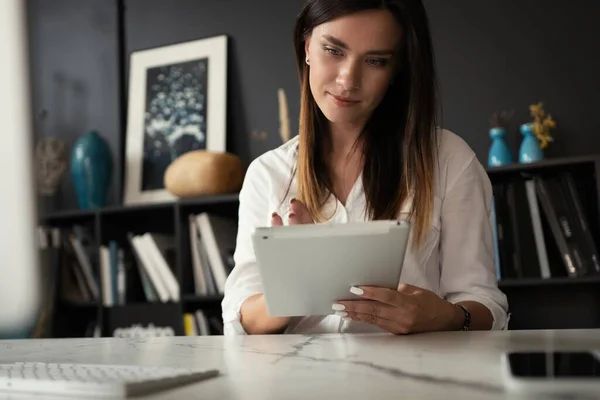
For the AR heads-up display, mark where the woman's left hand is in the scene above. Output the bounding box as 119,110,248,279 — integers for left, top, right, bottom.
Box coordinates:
333,284,463,334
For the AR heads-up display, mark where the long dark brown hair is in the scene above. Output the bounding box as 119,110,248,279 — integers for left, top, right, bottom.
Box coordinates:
293,0,439,250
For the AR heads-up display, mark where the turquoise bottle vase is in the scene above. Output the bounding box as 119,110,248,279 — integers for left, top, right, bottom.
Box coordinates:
518,123,544,163
488,127,513,167
71,131,112,209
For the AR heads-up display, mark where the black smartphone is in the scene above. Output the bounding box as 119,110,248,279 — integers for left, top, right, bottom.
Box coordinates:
502,351,600,395
508,351,600,378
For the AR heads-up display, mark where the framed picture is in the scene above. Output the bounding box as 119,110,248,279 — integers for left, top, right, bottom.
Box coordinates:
124,35,227,205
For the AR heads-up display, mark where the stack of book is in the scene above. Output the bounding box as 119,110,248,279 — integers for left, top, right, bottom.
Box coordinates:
492,171,600,280
99,232,179,306
188,212,237,296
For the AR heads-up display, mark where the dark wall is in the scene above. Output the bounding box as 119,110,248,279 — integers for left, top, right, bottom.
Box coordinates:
424,0,600,161
28,0,121,211
124,0,305,166
28,0,600,211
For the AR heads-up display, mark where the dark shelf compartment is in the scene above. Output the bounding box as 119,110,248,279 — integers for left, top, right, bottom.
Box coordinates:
177,193,239,207
499,275,600,288
41,208,97,224
100,201,173,215
183,294,224,304
59,299,98,309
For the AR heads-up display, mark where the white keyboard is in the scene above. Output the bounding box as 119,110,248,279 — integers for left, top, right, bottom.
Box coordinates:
0,362,219,398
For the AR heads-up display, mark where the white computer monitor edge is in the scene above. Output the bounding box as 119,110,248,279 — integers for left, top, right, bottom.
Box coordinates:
0,0,42,338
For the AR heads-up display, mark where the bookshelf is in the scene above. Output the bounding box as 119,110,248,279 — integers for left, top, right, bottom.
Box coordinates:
487,155,600,330
39,194,238,338
39,155,600,337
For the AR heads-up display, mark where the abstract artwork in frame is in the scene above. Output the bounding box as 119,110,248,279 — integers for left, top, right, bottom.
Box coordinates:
124,35,227,205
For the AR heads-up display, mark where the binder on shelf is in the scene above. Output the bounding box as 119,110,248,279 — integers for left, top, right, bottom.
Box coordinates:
558,172,600,275
535,176,583,277
508,179,543,278
524,180,551,278
505,181,524,278
491,183,515,279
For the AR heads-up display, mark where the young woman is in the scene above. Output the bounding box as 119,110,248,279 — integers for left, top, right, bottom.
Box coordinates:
222,0,509,335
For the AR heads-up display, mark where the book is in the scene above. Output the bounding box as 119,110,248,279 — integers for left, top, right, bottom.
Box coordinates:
558,172,600,275
525,179,551,278
128,233,169,302
142,233,180,302
189,215,208,295
535,176,581,277
99,245,113,306
195,213,237,294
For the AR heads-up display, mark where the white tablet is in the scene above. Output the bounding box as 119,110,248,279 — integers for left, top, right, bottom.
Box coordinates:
251,220,410,317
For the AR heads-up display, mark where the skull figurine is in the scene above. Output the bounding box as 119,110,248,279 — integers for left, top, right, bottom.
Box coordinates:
35,137,68,196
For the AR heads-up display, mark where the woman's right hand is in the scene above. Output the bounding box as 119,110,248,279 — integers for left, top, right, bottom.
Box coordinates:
271,198,315,226
240,198,313,334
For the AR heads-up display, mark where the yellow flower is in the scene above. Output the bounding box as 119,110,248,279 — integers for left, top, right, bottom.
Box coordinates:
544,115,557,128
530,102,545,118
532,120,543,135
529,102,556,148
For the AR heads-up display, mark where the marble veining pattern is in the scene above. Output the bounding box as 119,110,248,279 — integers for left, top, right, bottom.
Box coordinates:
0,330,599,399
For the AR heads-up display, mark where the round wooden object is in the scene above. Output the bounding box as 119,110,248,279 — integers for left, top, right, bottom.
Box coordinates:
164,151,244,198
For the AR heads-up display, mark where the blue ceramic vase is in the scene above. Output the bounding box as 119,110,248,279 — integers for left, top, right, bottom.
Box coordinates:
71,131,112,209
519,123,544,163
488,127,513,167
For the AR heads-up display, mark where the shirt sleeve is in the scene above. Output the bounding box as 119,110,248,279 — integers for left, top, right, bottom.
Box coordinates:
221,159,271,335
438,156,510,330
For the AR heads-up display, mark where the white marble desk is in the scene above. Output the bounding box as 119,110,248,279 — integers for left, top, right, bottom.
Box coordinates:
1,329,599,399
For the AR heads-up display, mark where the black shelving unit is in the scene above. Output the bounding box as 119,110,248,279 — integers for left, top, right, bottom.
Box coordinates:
41,155,600,336
488,155,600,330
41,194,238,338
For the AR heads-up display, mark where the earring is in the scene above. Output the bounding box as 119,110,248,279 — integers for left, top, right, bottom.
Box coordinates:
305,58,310,65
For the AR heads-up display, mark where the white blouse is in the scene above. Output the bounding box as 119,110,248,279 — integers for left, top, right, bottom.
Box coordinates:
221,129,509,335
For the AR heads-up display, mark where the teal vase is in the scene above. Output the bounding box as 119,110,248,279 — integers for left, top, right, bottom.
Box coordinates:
488,127,513,167
519,123,544,163
71,131,112,209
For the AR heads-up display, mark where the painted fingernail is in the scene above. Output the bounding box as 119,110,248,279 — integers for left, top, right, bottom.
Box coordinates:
332,304,345,311
289,212,296,218
335,311,348,317
272,212,278,218
350,286,364,295
290,198,296,204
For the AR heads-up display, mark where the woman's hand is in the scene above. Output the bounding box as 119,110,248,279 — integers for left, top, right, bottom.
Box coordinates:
271,198,314,226
333,284,465,334
240,198,314,334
